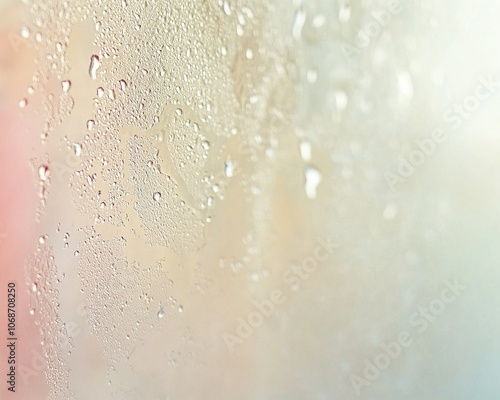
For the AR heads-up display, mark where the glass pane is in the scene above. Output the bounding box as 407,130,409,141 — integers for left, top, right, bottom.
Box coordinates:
1,0,500,399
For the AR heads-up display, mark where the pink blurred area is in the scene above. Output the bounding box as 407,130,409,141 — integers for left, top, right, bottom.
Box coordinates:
0,1,49,399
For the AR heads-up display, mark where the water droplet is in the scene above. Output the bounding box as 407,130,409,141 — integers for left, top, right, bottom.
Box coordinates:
118,79,127,91
89,55,101,80
35,32,42,43
19,98,27,108
108,89,115,100
157,308,165,319
307,68,317,84
74,250,80,257
177,305,183,313
299,139,311,162
305,166,321,199
32,282,38,292
245,48,254,59
20,26,30,39
312,14,326,28
157,130,165,143
292,7,306,39
153,192,161,202
97,87,104,97
224,159,234,177
87,120,95,131
29,308,35,316
201,140,210,151
334,90,348,112
383,204,398,220
398,70,414,98
73,143,82,157
61,80,71,92
38,165,49,181
339,3,351,22
221,0,232,15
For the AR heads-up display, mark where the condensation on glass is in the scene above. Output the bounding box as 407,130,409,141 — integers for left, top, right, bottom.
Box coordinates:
9,0,500,399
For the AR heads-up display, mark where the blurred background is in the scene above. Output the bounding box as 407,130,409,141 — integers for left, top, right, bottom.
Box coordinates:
1,0,500,399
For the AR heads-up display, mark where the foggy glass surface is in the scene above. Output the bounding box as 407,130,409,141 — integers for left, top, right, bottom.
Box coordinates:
1,0,500,399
